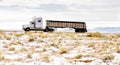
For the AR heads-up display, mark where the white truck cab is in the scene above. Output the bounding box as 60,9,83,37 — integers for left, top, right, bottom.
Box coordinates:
23,17,44,31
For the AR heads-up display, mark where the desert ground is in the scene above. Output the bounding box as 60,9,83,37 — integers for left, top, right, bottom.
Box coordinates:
0,30,120,65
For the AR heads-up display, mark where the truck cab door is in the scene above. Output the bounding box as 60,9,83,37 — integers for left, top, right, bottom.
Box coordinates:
35,17,43,29
30,22,35,29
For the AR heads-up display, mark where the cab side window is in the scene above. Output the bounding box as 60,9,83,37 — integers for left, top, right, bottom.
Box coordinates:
38,20,41,22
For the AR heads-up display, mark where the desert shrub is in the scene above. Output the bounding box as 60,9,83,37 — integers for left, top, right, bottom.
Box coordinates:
5,35,11,40
11,41,21,45
0,35,2,39
74,54,83,59
25,31,31,35
27,53,32,58
87,43,95,48
14,58,22,61
14,33,23,37
43,47,46,51
0,55,4,61
28,37,35,42
0,30,3,32
76,60,92,63
9,47,15,51
101,54,114,61
29,46,35,52
116,34,120,38
20,47,27,52
3,44,9,48
43,55,50,62
87,32,102,38
59,47,67,54
50,43,56,46
116,47,120,53
116,50,120,53
50,43,58,48
73,43,79,48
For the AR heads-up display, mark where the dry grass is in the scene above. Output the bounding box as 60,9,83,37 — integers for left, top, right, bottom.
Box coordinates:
50,43,56,46
116,47,120,53
9,47,15,51
50,43,58,48
12,41,21,45
3,44,9,48
0,31,120,64
43,47,47,51
101,54,115,61
75,59,93,63
87,42,95,48
5,35,11,40
14,33,23,37
73,43,79,48
87,32,102,38
42,55,50,62
0,35,2,39
29,46,35,52
59,47,67,54
20,47,27,52
27,52,32,58
28,36,35,42
14,58,23,61
0,55,5,61
74,54,83,59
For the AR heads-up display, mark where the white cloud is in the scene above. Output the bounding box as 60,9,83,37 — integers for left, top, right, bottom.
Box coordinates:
0,0,120,30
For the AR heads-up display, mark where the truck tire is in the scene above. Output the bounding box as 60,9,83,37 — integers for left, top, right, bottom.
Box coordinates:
85,29,87,32
44,27,54,32
49,29,54,32
75,28,82,33
81,29,87,32
44,28,49,32
75,29,79,32
25,27,30,31
43,29,47,32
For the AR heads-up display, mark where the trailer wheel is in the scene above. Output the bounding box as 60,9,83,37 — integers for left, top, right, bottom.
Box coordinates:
75,29,79,32
49,29,54,32
81,29,87,32
85,29,87,32
75,29,82,33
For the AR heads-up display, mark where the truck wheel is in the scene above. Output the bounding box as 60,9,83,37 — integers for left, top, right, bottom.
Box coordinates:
44,29,48,32
75,29,81,33
49,29,54,32
44,27,50,32
81,29,87,32
25,28,30,31
75,29,79,32
80,29,87,33
43,29,47,32
85,29,87,32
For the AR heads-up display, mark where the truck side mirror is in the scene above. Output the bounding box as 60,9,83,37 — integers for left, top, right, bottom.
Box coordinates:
30,22,34,24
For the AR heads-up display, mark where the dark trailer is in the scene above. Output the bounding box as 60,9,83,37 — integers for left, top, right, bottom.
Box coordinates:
46,20,87,32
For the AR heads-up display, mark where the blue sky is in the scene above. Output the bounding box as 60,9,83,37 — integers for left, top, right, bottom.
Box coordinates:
0,0,120,30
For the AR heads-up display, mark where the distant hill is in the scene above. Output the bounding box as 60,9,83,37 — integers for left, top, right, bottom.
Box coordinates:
88,27,120,32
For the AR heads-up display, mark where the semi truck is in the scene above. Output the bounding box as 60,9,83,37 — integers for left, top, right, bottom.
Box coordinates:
22,17,87,32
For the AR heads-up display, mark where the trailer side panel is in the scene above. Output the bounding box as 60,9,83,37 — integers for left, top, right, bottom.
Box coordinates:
46,20,86,29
